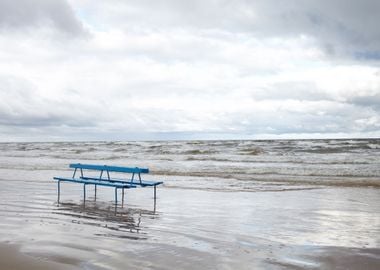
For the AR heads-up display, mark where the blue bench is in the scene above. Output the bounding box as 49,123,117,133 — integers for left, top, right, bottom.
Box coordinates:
53,163,163,203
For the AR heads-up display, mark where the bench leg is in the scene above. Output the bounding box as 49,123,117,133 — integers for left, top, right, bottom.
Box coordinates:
122,188,125,205
83,184,86,202
57,181,60,203
154,185,157,200
95,184,97,201
115,188,118,205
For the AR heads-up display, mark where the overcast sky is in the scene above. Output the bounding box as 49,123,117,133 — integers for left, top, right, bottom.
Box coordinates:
0,0,380,141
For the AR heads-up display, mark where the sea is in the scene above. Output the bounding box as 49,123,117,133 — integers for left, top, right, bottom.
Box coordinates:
1,138,379,191
0,139,379,269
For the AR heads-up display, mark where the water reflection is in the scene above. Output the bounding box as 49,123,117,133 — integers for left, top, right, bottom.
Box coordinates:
53,201,158,240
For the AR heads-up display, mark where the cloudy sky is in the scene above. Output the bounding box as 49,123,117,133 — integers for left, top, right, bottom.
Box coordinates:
0,0,380,141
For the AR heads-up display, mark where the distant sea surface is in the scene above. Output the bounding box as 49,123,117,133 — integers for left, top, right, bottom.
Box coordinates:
0,139,379,191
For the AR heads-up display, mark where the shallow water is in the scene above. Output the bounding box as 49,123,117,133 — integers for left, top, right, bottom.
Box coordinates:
0,139,379,269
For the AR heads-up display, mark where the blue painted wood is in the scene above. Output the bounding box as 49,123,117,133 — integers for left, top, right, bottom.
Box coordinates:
69,163,149,174
54,163,163,203
80,176,130,184
53,177,136,188
80,176,163,186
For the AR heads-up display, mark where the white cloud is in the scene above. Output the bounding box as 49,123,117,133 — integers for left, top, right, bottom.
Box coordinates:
0,0,379,141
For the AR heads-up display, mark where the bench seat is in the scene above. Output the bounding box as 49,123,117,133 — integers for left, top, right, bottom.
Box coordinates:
80,176,163,187
53,163,163,204
53,177,136,188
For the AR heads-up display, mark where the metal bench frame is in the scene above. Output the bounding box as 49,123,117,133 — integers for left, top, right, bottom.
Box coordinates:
53,163,163,204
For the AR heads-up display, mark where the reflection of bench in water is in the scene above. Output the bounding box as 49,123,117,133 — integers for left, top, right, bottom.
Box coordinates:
53,163,164,203
54,201,157,239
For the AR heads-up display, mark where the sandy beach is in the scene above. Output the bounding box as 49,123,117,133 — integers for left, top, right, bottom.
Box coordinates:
0,243,79,270
0,183,379,269
0,140,379,269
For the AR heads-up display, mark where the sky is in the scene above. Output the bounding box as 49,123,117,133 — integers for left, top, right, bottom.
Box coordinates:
0,0,380,141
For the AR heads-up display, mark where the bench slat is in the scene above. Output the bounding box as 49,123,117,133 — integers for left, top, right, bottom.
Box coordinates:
80,176,163,186
53,177,136,188
69,163,149,174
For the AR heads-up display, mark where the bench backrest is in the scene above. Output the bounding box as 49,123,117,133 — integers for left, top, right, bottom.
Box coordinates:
69,163,149,174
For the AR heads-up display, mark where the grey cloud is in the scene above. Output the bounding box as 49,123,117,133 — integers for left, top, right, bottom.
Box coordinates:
96,0,380,60
253,82,330,101
251,80,380,113
222,103,372,135
0,0,86,36
0,113,71,127
349,93,380,111
251,0,380,59
0,75,98,128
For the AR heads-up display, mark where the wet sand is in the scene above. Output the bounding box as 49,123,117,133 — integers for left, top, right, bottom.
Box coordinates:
1,236,379,270
0,174,379,269
0,243,79,270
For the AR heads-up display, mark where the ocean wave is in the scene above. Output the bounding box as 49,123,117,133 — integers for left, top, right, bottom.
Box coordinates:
113,148,128,152
162,174,380,191
0,139,379,191
368,143,380,149
151,167,380,179
183,149,217,155
148,149,219,155
186,157,231,162
239,147,263,155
